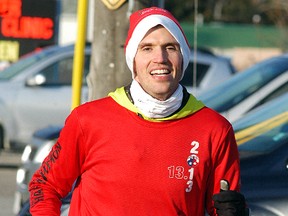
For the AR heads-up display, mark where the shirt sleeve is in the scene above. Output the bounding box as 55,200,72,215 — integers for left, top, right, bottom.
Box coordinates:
29,108,86,215
206,125,241,216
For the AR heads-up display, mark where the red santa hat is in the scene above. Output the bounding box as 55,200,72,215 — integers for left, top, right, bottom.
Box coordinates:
125,7,190,79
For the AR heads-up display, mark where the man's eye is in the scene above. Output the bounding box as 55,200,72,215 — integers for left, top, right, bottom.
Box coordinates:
142,47,152,51
167,46,177,51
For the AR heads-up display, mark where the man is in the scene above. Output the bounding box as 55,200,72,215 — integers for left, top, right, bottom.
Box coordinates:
29,7,246,216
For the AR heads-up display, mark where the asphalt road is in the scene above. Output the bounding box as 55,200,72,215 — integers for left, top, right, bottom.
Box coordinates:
0,150,22,216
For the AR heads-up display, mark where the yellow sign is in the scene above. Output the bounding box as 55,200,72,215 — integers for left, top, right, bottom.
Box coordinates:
0,40,19,62
101,0,126,10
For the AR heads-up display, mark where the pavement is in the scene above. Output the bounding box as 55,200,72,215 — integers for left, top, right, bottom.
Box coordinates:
0,149,21,168
0,150,22,216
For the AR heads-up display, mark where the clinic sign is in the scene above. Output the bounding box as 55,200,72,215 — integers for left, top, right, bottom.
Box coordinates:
0,0,59,62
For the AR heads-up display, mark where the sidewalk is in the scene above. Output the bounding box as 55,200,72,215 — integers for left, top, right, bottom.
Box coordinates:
0,150,21,168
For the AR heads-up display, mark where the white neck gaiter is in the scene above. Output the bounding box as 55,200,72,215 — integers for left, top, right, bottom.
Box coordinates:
130,80,183,119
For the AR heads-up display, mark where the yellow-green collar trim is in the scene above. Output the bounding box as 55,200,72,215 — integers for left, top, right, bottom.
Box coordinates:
108,87,205,121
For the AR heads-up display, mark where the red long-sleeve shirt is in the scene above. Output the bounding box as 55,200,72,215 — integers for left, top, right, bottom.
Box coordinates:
29,87,241,216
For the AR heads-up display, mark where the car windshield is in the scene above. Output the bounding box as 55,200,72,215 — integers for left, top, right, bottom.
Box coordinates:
234,93,288,154
0,45,72,80
198,56,288,112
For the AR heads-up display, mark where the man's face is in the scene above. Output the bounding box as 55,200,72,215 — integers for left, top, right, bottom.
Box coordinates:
134,25,183,101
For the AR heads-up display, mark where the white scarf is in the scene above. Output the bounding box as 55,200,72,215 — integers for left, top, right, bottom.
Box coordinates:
130,80,183,118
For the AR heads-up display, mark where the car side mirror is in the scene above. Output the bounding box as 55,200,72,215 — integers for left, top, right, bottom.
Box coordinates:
26,74,46,86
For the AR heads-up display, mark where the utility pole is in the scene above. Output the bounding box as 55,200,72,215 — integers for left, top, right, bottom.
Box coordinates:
87,0,150,100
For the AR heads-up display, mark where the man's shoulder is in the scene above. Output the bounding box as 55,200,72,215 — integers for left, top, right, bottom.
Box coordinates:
74,96,117,114
195,106,232,127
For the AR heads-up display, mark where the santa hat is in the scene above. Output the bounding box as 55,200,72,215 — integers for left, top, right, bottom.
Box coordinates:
125,7,190,79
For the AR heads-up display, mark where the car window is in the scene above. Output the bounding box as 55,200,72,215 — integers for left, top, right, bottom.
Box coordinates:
180,62,210,87
0,52,47,80
38,54,91,86
234,93,288,131
249,82,288,111
199,57,288,112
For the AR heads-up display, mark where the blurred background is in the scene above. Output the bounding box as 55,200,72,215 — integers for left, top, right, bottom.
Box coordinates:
0,0,288,215
1,0,287,71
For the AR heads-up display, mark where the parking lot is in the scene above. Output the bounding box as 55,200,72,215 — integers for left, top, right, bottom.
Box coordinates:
0,150,21,216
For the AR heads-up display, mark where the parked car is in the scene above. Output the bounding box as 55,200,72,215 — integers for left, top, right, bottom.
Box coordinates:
233,92,288,215
198,53,288,123
0,44,91,150
14,125,62,214
15,93,288,215
0,44,235,150
180,48,236,95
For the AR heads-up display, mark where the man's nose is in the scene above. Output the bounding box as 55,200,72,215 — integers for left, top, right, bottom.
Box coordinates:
153,48,168,63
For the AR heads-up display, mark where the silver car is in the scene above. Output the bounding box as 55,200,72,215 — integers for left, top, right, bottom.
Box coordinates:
0,45,235,150
0,44,91,150
14,125,61,214
181,48,236,95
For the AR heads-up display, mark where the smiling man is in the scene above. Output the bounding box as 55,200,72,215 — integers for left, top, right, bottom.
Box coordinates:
29,7,247,216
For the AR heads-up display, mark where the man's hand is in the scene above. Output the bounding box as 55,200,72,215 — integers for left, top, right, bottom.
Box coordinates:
212,190,247,216
212,179,249,216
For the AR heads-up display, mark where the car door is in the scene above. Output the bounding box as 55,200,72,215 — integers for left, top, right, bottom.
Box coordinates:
13,50,90,143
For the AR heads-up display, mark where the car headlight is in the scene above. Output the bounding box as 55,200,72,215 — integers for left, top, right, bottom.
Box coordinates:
21,145,32,163
34,141,54,163
16,168,26,184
